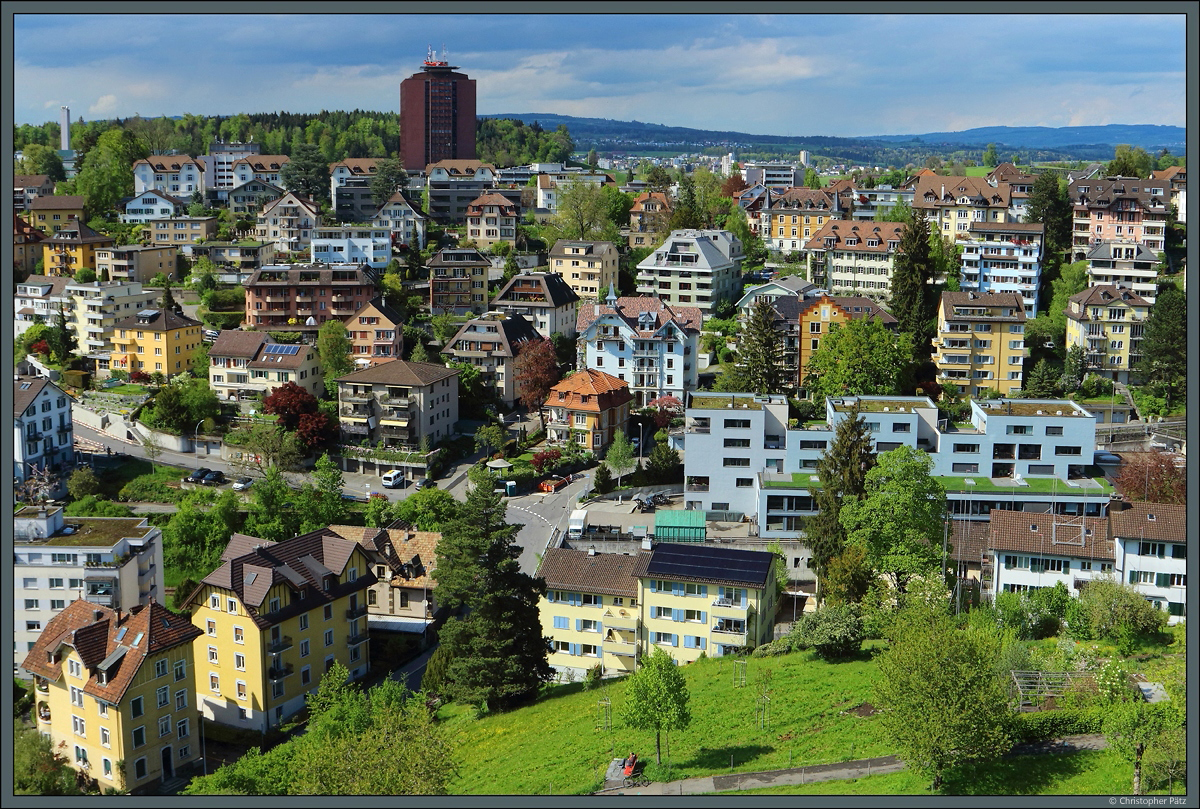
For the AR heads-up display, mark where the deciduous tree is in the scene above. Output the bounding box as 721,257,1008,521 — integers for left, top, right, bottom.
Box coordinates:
263,381,320,431
316,319,354,399
621,646,691,765
554,179,606,240
1105,702,1183,795
803,317,914,401
243,466,300,542
513,337,561,413
392,487,462,532
604,430,636,486
1113,451,1186,504
295,453,347,533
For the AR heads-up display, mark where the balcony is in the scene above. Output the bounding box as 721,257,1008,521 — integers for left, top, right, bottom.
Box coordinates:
342,392,373,404
346,604,368,620
347,631,369,647
341,422,370,436
710,598,746,611
266,635,293,654
37,702,51,723
686,483,710,492
710,625,747,643
267,663,294,680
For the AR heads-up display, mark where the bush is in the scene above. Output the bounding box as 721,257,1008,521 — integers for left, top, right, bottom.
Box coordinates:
61,369,90,390
1096,659,1137,704
117,478,179,503
788,604,864,660
67,467,101,500
749,639,790,658
584,664,603,690
63,495,134,518
1011,707,1107,742
1072,576,1167,641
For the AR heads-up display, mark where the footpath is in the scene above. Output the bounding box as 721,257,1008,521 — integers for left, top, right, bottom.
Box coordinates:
598,734,1107,795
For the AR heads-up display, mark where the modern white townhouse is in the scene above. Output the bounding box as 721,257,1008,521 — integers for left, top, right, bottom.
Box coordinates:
635,229,745,316
132,156,206,197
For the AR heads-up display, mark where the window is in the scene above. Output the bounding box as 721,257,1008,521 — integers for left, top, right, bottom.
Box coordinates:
210,673,220,693
24,599,38,611
324,629,334,647
68,658,82,678
300,639,310,658
1046,426,1063,436
227,598,237,614
299,614,309,631
736,478,753,488
208,646,218,664
206,620,216,636
175,690,187,710
954,443,980,453
234,626,244,644
174,660,186,682
159,715,171,737
724,419,750,429
1139,542,1166,558
1055,446,1082,456
723,458,750,467
135,757,147,779
49,577,64,589
723,438,751,448
71,686,85,707
155,659,168,678
132,726,146,748
236,681,247,700
324,605,333,621
75,745,88,764
156,685,169,708
179,745,190,760
892,422,910,433
235,653,246,671
100,727,111,748
131,696,144,718
210,594,220,610
301,666,312,686
98,701,108,718
952,463,980,473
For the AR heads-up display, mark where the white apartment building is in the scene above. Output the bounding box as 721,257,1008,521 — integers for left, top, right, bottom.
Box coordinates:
119,190,185,224
636,229,745,316
14,506,165,673
535,169,611,214
371,193,427,250
742,162,798,190
958,222,1045,314
204,140,262,193
1111,502,1187,624
132,156,205,197
14,376,75,499
232,154,290,189
490,272,581,339
1084,241,1161,303
15,276,72,338
548,240,620,300
256,192,321,254
577,290,701,408
63,280,160,359
683,394,1110,539
310,226,392,268
847,185,914,221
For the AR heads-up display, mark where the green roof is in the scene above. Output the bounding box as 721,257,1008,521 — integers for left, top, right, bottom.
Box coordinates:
655,510,706,529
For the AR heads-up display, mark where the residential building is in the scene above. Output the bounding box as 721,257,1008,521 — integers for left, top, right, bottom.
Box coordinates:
94,245,176,284
208,331,325,401
1150,165,1186,223
15,506,165,662
762,188,841,253
310,225,392,268
371,192,428,250
182,529,377,731
490,271,581,338
548,240,620,299
801,220,904,298
335,360,459,466
911,175,1016,237
958,222,1045,313
1069,176,1170,260
423,160,496,223
187,240,276,273
441,313,539,407
538,548,643,680
109,309,204,378
203,140,261,196
1084,241,1161,303
683,393,1110,540
14,214,48,282
399,52,477,172
334,525,444,638
635,229,745,316
256,192,322,254
14,376,75,498
119,190,186,225
42,220,114,276
243,263,376,334
987,163,1037,220
987,509,1114,600
734,276,820,317
639,543,777,661
25,194,85,234
465,192,519,250
64,279,159,362
794,295,897,391
845,184,914,221
734,184,772,235
577,290,701,407
535,169,612,215
149,216,219,249
428,246,492,315
227,179,283,215
132,156,205,197
231,154,290,189
344,296,405,368
742,162,798,190
627,192,671,248
1111,502,1186,624
22,600,202,793
329,157,385,218
1063,284,1151,385
543,369,633,453
932,291,1028,396
14,275,71,337
14,173,55,210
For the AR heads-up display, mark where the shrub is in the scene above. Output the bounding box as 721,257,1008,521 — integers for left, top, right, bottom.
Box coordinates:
584,664,603,690
789,604,864,660
63,495,135,518
994,590,1033,639
67,467,101,500
749,639,790,658
1073,576,1167,641
117,477,179,503
592,463,614,495
1096,659,1137,704
129,370,151,384
1011,707,1106,742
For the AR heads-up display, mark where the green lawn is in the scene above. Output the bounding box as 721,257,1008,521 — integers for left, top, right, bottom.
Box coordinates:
95,458,189,500
99,384,150,396
934,476,1113,494
442,648,890,795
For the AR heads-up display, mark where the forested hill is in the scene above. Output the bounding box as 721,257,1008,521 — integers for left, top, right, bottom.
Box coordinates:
866,124,1185,151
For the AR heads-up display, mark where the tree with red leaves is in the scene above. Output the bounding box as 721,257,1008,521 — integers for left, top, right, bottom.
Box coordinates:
130,370,151,384
645,395,684,428
531,448,562,475
514,337,562,413
1113,451,1186,505
294,411,334,450
263,381,320,431
28,339,50,357
721,172,749,199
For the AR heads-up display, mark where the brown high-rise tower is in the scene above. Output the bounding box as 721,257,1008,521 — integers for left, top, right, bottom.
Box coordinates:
399,48,477,172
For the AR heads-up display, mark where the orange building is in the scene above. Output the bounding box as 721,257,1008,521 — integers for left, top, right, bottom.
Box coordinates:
543,369,633,453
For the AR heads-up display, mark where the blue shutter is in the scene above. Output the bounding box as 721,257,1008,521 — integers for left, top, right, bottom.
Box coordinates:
569,643,578,656
699,585,708,597
700,611,707,624
697,637,706,650
575,619,582,631
553,616,567,630
672,634,679,647
650,580,658,593
672,609,683,622
683,636,695,649
673,582,684,597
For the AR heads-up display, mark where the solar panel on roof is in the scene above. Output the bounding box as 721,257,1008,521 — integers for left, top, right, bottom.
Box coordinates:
647,544,772,587
137,309,158,317
263,344,301,355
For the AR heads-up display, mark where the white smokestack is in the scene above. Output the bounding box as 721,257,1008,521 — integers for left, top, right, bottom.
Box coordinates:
60,107,71,151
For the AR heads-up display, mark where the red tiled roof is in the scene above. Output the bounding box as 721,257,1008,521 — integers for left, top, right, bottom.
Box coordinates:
546,369,633,413
576,296,702,337
987,510,1113,560
536,548,642,597
1109,501,1186,544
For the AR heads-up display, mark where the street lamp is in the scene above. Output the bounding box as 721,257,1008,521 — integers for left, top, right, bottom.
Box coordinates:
194,419,205,455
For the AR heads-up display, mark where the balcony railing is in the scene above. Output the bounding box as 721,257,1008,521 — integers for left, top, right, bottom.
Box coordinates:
267,663,294,680
710,598,746,610
266,635,293,654
346,605,368,620
347,631,369,647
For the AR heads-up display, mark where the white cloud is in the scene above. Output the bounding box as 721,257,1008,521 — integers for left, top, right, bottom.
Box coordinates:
89,95,119,116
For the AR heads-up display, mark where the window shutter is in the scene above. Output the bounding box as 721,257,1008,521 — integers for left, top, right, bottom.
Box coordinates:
1062,561,1070,575
683,636,694,649
673,582,684,597
672,609,682,622
1129,569,1138,584
700,585,708,597
671,634,678,647
700,611,707,624
698,637,706,650
1171,545,1186,559
570,643,578,656
575,619,582,631
1158,545,1165,559
555,616,568,630
650,580,658,593
1156,573,1169,588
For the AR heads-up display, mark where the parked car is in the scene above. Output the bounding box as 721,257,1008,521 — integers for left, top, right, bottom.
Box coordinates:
185,468,211,484
232,477,254,491
202,470,226,486
415,477,437,490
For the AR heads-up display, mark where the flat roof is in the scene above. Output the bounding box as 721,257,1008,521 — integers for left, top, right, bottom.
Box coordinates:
689,393,781,412
974,400,1092,418
830,398,934,413
655,510,707,529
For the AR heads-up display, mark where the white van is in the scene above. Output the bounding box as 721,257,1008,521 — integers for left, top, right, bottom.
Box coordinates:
381,469,405,489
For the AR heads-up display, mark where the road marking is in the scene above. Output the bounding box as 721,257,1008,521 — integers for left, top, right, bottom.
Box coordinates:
508,505,553,527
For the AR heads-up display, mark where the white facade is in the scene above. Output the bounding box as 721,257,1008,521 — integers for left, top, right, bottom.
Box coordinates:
848,185,914,221
1085,241,1160,303
535,170,609,214
66,279,160,356
371,194,427,250
15,277,71,338
14,377,75,497
119,190,183,224
1112,504,1187,624
635,229,745,316
132,157,205,197
958,223,1045,314
14,508,166,670
310,226,392,268
742,162,798,189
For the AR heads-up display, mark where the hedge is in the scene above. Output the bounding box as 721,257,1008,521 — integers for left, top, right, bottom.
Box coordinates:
1011,706,1107,742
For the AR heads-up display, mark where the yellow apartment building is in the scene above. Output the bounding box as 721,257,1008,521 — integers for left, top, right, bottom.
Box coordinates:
109,308,203,377
548,239,621,298
41,220,114,277
182,530,377,732
932,291,1028,396
25,195,86,234
23,601,203,794
762,188,841,253
1064,283,1151,385
537,548,643,680
543,368,633,453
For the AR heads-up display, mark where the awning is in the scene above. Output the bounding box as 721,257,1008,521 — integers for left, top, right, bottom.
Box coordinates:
368,615,434,633
486,459,513,470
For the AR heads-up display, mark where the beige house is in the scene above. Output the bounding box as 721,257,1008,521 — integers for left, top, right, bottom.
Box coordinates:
335,360,460,458
149,216,219,248
465,192,519,250
256,192,322,255
548,240,619,300
1064,283,1150,385
345,296,405,368
94,245,177,284
208,331,325,401
932,291,1028,396
441,313,540,407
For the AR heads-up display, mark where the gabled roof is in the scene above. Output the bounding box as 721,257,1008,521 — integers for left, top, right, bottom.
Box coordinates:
548,239,619,258
1109,502,1186,544
492,272,581,309
537,547,642,597
950,520,991,565
329,525,441,590
912,176,1011,208
797,295,898,325
803,220,904,253
347,295,405,327
987,510,1113,560
21,600,202,703
126,188,186,206
576,296,702,338
466,192,519,213
233,155,291,172
14,375,53,416
15,274,71,297
112,308,201,332
133,155,202,172
1067,284,1151,313
1085,242,1159,263
329,158,383,175
209,330,268,359
629,192,671,213
425,159,495,176
427,246,491,267
30,195,85,211
939,291,1028,321
767,188,837,210
546,369,632,413
444,313,541,359
14,174,51,187
336,358,459,387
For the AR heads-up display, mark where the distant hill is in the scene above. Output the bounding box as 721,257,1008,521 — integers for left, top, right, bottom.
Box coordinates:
866,124,1185,151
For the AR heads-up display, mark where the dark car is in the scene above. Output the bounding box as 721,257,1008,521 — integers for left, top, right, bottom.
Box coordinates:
186,468,211,483
202,470,226,486
415,477,437,490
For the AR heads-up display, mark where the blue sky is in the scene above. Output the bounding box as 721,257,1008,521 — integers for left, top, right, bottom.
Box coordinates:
12,12,1187,137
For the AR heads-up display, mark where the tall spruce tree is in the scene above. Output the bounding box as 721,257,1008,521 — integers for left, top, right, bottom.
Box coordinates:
432,470,552,709
732,297,786,394
1136,285,1187,409
1024,172,1072,255
890,208,936,360
804,407,876,601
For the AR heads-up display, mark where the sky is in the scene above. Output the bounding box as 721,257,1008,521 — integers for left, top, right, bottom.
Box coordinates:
11,11,1189,138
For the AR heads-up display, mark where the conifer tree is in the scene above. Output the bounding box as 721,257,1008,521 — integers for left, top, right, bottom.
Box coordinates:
890,208,936,360
1136,285,1187,409
731,297,786,394
804,407,876,601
